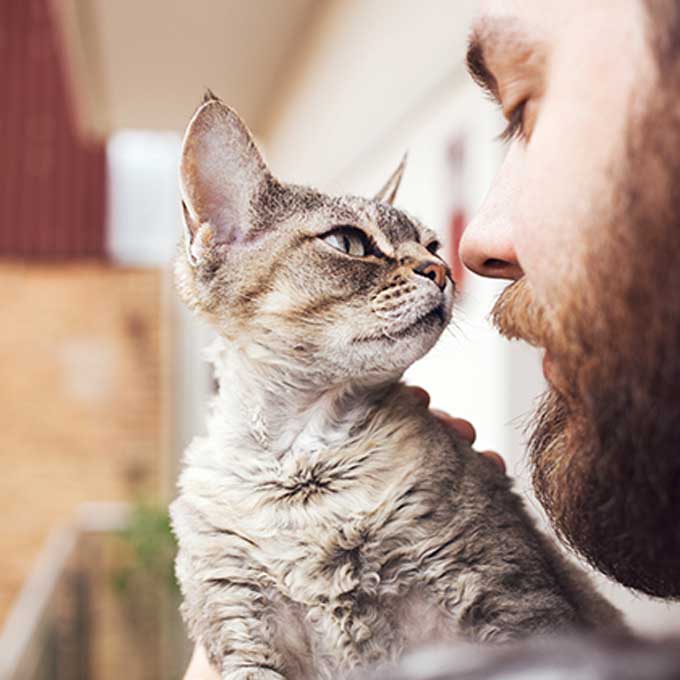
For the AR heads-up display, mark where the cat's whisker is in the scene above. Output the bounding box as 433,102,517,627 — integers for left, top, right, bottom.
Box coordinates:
446,315,470,343
444,325,458,342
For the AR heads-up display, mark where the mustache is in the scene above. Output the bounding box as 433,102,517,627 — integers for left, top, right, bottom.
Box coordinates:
491,278,552,349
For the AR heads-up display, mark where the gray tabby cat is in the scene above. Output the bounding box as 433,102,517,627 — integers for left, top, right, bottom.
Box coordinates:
170,92,624,680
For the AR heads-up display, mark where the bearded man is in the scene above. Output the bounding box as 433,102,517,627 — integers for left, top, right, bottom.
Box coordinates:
185,0,680,677
461,0,680,600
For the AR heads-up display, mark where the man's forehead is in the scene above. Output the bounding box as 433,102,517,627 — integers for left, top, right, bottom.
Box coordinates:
471,0,553,52
472,0,641,46
469,0,649,102
467,6,548,104
475,0,571,26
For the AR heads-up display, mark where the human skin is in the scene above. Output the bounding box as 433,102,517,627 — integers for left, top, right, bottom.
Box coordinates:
460,0,651,303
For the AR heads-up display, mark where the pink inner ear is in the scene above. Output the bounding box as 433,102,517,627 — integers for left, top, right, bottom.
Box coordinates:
180,146,244,245
180,101,269,247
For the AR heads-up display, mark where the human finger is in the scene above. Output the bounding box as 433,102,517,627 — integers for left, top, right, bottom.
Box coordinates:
405,385,431,407
479,450,506,474
431,410,477,444
183,644,219,680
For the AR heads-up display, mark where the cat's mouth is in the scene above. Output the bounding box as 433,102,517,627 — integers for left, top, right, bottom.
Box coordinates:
354,303,447,344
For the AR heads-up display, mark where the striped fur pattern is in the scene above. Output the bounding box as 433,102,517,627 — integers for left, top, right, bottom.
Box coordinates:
171,95,624,680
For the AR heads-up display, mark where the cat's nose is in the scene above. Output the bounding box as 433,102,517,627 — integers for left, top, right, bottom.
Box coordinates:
414,261,448,290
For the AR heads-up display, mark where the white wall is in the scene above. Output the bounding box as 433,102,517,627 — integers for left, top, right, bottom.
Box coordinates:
107,130,215,492
107,130,183,265
266,0,478,186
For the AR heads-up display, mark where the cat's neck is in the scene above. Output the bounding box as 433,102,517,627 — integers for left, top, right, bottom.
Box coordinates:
205,337,401,458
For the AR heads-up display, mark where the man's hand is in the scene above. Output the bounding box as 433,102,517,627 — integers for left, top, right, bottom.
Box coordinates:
183,643,218,680
406,386,506,474
182,388,505,680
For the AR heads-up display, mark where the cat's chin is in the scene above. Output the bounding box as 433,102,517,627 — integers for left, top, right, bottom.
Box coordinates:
345,308,449,375
352,303,448,345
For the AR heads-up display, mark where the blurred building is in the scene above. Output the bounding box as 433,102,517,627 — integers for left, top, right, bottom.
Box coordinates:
1,1,679,678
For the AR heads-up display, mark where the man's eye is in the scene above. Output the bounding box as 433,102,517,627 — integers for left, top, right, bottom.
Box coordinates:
321,227,370,257
498,100,528,144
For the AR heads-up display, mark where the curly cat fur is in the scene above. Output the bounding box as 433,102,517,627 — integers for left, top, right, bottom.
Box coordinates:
170,95,624,680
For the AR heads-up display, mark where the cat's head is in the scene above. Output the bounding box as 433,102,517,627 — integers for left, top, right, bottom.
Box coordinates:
176,92,454,384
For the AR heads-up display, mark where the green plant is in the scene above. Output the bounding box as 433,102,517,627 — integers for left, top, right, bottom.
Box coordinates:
113,502,178,595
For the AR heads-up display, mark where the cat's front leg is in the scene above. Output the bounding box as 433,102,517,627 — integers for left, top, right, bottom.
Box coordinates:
217,635,287,680
224,667,286,680
172,499,292,678
195,581,289,680
187,606,291,680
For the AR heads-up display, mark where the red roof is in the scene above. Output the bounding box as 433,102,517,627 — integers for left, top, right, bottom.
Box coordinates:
0,0,107,259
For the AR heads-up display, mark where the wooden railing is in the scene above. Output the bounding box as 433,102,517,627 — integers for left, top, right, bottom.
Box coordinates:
0,503,191,680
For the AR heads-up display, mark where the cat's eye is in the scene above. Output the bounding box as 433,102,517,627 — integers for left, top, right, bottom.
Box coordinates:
321,227,371,257
426,240,441,255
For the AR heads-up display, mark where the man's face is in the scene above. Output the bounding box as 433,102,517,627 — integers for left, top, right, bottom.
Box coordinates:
461,0,651,295
461,0,680,598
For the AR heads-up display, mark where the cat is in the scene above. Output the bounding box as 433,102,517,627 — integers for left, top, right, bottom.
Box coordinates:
170,91,625,680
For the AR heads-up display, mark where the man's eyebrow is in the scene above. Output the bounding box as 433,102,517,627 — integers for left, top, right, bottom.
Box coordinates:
467,17,546,105
466,26,499,103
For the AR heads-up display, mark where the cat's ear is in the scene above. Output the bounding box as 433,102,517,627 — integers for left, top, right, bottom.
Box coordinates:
374,153,407,205
180,92,269,264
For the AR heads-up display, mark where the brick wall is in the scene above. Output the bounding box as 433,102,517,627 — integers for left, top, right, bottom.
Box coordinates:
0,263,166,624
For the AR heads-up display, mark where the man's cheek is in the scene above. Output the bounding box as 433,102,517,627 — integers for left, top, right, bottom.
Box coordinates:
514,120,605,305
507,142,570,307
486,148,559,307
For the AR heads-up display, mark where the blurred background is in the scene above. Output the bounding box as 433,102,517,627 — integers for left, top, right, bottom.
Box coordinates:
1,1,679,679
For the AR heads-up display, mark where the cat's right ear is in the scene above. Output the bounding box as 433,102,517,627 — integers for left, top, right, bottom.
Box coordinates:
179,94,269,265
374,153,407,206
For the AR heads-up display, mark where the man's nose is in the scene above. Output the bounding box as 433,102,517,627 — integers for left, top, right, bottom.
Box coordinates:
413,260,448,290
459,159,523,280
459,219,522,279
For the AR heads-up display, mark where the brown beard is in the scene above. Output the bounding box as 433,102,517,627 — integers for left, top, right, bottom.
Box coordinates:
491,79,680,598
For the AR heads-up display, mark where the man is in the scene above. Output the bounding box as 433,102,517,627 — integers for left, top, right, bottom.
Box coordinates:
461,0,680,600
185,0,680,676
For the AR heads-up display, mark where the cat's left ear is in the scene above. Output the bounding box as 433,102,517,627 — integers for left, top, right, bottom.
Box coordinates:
180,92,270,264
374,153,407,205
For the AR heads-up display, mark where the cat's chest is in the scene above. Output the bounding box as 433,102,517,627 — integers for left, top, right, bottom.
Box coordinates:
211,427,428,530
253,472,448,621
260,528,456,679
214,438,436,590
